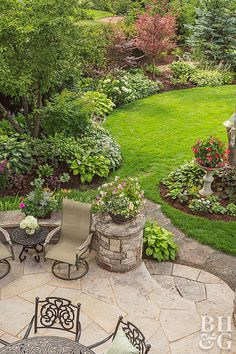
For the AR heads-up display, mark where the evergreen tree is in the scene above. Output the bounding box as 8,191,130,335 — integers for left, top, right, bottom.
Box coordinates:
188,0,236,67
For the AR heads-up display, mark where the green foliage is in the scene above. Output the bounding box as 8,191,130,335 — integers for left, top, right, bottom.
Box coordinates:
0,160,10,192
188,196,227,214
144,65,161,76
37,164,54,178
21,178,58,218
99,71,162,106
144,220,178,261
42,90,91,137
0,135,34,174
218,168,236,202
170,60,195,84
93,176,144,218
226,203,236,217
0,0,82,137
80,91,115,124
170,61,234,86
189,69,234,87
67,153,110,183
0,196,21,211
188,0,236,67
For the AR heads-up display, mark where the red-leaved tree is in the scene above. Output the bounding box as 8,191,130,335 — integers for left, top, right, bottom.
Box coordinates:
135,11,176,76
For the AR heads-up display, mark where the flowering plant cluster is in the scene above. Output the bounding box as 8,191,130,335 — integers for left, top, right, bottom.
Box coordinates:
20,215,39,235
20,178,58,218
99,75,135,106
192,136,229,169
93,176,144,219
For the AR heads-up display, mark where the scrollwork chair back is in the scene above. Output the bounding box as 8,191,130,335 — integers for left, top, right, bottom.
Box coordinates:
113,316,151,354
24,297,81,342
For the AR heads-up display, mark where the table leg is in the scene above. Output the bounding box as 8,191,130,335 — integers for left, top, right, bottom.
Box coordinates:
19,246,27,262
34,244,43,263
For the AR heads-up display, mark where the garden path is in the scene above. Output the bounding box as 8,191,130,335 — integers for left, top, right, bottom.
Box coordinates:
144,200,236,291
0,246,234,354
99,16,124,23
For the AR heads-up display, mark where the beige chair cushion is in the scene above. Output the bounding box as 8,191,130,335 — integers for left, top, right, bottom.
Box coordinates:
46,199,92,265
0,242,11,261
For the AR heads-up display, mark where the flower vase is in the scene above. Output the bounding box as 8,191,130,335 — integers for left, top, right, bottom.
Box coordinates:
108,212,135,224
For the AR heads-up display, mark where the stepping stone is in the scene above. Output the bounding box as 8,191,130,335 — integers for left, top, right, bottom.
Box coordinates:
174,277,206,302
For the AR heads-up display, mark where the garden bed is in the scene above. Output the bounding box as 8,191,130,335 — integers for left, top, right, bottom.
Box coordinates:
160,183,236,222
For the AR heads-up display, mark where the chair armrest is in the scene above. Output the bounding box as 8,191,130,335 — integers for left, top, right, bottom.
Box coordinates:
0,227,15,260
87,332,114,349
76,233,93,257
0,338,9,346
43,226,61,246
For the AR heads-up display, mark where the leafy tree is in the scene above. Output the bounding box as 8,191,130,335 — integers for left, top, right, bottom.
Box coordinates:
188,0,236,67
0,0,81,137
135,9,176,75
170,0,200,42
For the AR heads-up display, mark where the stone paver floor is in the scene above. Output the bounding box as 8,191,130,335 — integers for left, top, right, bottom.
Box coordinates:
0,246,235,354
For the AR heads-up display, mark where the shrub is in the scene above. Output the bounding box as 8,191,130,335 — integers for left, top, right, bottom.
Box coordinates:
218,168,236,202
93,176,144,218
189,69,234,87
192,136,228,169
143,220,178,261
170,60,195,83
42,90,91,137
99,71,162,106
188,196,226,214
67,153,110,183
99,74,135,106
80,91,115,124
0,135,34,174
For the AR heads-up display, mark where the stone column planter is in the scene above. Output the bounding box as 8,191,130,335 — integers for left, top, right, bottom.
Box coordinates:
95,213,146,273
197,164,221,197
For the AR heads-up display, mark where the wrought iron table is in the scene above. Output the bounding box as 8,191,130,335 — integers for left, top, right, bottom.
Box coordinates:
0,336,95,353
11,227,48,263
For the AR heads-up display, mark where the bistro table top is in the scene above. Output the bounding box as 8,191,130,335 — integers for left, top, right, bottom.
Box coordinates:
11,227,48,246
0,336,95,354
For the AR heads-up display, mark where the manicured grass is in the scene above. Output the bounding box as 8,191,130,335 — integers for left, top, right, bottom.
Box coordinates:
86,9,114,20
105,85,236,255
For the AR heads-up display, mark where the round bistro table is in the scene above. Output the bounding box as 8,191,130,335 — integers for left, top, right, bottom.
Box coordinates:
11,227,48,263
0,336,95,354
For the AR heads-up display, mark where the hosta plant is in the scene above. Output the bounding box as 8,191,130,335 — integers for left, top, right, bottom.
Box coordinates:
144,220,178,261
93,176,144,219
192,136,229,169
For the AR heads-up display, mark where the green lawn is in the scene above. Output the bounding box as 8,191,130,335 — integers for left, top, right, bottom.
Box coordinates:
105,85,236,256
86,9,114,20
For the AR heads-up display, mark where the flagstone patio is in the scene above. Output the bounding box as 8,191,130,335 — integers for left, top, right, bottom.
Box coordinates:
0,246,235,354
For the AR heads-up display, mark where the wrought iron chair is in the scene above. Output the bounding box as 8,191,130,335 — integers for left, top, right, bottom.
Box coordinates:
0,226,15,279
88,316,151,353
43,199,93,280
23,297,82,341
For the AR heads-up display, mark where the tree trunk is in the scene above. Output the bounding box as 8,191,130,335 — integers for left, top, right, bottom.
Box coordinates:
33,92,42,138
0,103,25,134
22,96,32,133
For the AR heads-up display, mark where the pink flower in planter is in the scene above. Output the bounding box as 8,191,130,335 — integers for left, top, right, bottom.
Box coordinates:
19,202,25,209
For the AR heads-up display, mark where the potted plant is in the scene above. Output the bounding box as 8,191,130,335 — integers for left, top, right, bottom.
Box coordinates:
192,136,229,196
20,215,39,235
93,176,144,223
19,178,58,218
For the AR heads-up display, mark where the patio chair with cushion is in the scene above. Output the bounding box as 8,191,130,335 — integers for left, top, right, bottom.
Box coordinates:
0,226,15,279
43,199,93,280
88,316,151,354
23,297,82,341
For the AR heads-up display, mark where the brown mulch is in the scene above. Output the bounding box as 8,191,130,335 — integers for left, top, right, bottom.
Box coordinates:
160,183,236,222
